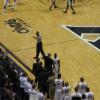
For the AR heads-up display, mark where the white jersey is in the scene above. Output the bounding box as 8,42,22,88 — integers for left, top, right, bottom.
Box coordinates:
19,76,28,88
54,79,63,100
54,89,62,100
78,82,87,94
37,92,45,100
64,95,71,100
36,34,42,43
60,86,70,100
53,57,59,72
85,92,94,100
62,86,70,95
24,81,32,92
55,79,63,89
28,89,38,100
53,57,60,78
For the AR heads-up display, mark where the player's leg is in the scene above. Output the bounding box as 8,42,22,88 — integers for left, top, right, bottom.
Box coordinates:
49,0,54,10
49,0,55,10
2,0,10,13
63,1,69,13
70,1,75,14
11,0,17,10
53,0,57,8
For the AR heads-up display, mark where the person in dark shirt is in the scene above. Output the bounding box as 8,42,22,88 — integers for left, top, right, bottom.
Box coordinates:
32,58,43,84
44,53,53,76
38,67,50,99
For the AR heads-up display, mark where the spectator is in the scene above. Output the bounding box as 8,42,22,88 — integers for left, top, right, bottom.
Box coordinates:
71,87,82,100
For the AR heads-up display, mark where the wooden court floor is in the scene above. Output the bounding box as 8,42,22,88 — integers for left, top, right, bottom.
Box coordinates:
0,0,100,99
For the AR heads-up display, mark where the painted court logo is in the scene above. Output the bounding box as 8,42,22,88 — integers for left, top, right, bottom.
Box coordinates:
63,25,100,51
4,18,31,33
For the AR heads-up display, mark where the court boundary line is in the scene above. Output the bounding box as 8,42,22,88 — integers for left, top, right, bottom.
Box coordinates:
62,25,100,52
0,42,32,73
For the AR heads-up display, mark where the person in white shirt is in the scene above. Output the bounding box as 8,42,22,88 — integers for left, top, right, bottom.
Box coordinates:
54,74,63,100
28,84,38,100
60,82,71,100
77,77,87,95
19,73,28,100
24,79,33,100
37,89,45,100
64,95,71,100
53,53,60,78
85,87,94,100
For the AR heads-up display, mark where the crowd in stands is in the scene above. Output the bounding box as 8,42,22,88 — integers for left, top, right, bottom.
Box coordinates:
0,46,94,100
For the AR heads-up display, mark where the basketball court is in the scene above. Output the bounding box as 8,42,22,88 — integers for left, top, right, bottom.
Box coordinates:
0,0,100,99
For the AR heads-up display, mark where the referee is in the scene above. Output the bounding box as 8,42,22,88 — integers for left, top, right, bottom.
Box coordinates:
63,0,76,14
33,31,45,59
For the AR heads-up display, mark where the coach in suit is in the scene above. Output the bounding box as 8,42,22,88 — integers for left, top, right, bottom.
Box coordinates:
38,67,50,99
32,58,43,84
44,53,53,76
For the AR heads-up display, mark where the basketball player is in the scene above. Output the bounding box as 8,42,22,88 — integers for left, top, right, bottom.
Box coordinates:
54,74,63,100
76,77,87,95
63,0,76,14
85,87,94,100
60,82,71,100
2,0,17,13
49,0,57,10
53,53,60,78
33,31,45,59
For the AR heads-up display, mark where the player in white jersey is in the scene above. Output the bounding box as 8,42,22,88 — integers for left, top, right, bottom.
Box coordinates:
54,74,63,100
85,87,94,100
55,74,63,89
37,89,45,100
60,82,71,100
28,84,38,100
64,95,71,100
53,53,60,78
77,77,87,95
24,79,33,93
2,0,17,13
